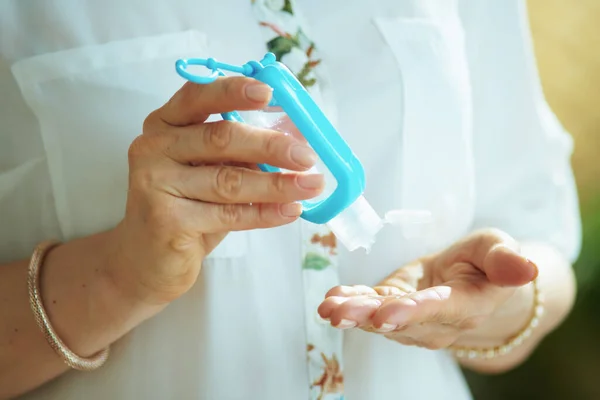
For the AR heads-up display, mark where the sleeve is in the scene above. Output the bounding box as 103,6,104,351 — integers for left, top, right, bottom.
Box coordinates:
459,0,582,263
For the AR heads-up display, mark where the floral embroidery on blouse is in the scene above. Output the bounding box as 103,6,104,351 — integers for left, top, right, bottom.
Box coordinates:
309,347,344,400
251,3,344,399
302,231,337,270
251,0,322,88
302,229,338,270
302,227,344,397
311,232,337,255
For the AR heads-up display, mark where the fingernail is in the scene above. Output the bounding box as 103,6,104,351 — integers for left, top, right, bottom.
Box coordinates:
375,323,397,333
297,174,324,190
245,83,272,102
335,319,357,329
279,202,302,217
290,145,318,168
526,258,539,280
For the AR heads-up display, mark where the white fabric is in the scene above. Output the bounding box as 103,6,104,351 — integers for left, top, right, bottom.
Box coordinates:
0,0,580,399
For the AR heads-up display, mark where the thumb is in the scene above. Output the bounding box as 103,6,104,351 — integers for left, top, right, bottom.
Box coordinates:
484,244,538,287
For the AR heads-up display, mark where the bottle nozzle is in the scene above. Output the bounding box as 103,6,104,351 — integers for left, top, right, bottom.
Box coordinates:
326,196,384,252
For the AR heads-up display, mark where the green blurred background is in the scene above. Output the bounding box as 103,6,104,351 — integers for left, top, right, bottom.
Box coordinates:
465,1,600,399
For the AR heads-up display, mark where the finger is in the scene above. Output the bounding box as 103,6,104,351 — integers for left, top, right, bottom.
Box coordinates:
484,244,539,287
269,115,307,143
328,297,383,329
244,108,306,143
371,286,488,329
376,275,419,294
165,121,318,171
377,260,423,291
191,161,261,171
168,165,324,204
158,77,272,126
177,199,302,233
317,296,352,320
221,162,261,171
262,105,284,112
324,285,378,298
445,229,538,287
372,286,408,297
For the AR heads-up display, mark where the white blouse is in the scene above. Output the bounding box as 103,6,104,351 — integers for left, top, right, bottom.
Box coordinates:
0,0,580,399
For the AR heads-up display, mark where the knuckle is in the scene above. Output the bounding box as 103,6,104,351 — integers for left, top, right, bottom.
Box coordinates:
217,204,243,226
257,203,283,226
263,131,283,156
474,227,513,247
180,81,203,104
256,203,272,224
221,77,238,98
142,110,159,134
143,110,169,136
128,135,146,160
186,80,202,96
205,121,234,151
128,132,171,162
270,173,287,194
214,167,244,201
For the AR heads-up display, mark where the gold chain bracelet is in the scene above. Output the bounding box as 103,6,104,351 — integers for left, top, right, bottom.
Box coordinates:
449,278,544,360
28,240,110,371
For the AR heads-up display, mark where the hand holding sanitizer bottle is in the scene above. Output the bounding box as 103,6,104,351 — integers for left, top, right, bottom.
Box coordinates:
175,53,384,252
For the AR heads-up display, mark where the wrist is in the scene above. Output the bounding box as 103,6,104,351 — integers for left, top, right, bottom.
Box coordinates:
41,230,163,357
452,279,547,373
454,282,537,349
95,228,168,333
452,242,575,373
107,220,205,306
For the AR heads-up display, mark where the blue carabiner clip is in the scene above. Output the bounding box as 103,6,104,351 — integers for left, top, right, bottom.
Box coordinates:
175,53,366,225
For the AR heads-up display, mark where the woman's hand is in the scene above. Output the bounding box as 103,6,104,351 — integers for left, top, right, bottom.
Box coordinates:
1,77,326,397
318,229,542,354
110,77,324,305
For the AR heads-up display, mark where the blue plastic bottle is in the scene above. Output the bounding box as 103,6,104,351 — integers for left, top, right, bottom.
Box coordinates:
175,53,383,251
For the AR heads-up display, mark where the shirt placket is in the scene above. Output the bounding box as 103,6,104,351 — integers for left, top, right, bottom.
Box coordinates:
250,1,345,399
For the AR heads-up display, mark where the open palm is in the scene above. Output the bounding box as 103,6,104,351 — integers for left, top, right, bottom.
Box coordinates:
317,229,539,350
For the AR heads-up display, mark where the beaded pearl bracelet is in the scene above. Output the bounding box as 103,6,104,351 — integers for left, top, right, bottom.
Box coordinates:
450,278,544,360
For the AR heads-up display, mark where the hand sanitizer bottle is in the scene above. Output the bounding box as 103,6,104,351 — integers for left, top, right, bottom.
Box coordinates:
176,53,384,252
